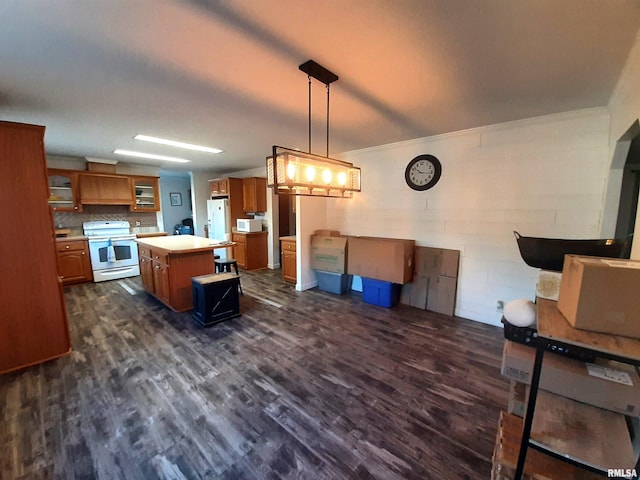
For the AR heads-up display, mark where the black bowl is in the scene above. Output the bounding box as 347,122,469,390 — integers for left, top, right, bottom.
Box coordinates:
513,231,631,271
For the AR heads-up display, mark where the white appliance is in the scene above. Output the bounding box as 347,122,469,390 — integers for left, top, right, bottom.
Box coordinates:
236,218,262,232
83,221,140,282
207,199,231,260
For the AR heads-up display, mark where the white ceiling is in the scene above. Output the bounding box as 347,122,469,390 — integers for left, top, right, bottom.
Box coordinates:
1,1,639,174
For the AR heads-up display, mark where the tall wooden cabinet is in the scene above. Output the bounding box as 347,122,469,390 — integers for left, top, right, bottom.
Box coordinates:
0,121,71,374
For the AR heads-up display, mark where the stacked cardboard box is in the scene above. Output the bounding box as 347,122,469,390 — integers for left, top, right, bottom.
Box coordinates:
310,230,351,294
557,255,640,339
400,246,460,316
347,236,415,284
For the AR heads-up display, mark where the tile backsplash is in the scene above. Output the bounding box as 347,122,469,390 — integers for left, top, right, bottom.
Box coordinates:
53,205,157,231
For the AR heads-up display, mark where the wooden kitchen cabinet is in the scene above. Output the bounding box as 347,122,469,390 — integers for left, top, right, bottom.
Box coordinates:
242,177,267,213
0,121,71,374
137,238,217,312
56,238,92,285
78,173,133,205
48,169,82,212
232,231,268,270
280,236,297,284
209,178,229,197
131,176,159,212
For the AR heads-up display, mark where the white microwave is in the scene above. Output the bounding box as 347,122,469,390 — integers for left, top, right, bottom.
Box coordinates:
237,219,262,232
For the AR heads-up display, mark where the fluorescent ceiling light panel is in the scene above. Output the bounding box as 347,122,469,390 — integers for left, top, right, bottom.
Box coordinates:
134,134,223,153
113,149,191,163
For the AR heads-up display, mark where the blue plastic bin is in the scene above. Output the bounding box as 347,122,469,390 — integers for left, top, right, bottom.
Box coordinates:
361,277,401,308
315,270,352,294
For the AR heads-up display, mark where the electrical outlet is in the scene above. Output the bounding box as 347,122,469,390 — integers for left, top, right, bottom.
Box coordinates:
496,300,504,311
135,220,141,227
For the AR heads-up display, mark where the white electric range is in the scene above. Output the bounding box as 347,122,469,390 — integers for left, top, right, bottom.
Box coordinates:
83,221,140,282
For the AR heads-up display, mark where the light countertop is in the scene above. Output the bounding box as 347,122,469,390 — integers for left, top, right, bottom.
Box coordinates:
279,235,296,241
135,234,234,253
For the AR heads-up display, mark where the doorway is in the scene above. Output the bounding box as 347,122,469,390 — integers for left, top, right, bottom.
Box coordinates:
614,133,640,243
278,194,296,237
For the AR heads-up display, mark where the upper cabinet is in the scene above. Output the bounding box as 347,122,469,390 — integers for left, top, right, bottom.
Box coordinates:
210,178,228,197
78,173,132,205
242,177,267,213
131,176,160,212
48,169,81,211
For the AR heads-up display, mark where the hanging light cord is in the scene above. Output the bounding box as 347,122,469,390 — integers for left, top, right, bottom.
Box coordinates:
307,73,332,157
326,83,330,157
308,75,312,154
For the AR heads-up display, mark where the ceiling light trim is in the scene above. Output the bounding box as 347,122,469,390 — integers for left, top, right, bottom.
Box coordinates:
113,149,191,163
134,134,223,154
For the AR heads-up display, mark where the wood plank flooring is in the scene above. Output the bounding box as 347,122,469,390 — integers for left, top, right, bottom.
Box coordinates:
0,269,509,479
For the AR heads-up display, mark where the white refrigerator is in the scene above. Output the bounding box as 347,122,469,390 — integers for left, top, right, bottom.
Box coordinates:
207,198,231,260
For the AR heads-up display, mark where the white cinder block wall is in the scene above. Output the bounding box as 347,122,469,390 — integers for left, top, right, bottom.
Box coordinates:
327,108,615,326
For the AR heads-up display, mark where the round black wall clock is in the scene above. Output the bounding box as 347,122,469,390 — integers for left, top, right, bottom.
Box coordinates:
405,154,442,191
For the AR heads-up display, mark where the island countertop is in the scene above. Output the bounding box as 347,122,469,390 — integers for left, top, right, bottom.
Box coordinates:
135,234,234,253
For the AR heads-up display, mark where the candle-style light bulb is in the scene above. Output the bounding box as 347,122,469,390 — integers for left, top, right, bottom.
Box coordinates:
286,162,296,180
322,169,332,184
306,166,316,182
337,171,347,186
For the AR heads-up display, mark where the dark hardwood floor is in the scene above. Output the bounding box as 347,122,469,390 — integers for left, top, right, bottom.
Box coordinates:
1,269,509,479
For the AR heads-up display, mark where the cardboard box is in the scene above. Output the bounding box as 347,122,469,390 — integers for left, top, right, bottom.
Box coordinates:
557,255,640,339
401,275,457,316
310,235,347,273
536,270,562,301
414,246,459,277
427,275,457,316
347,236,415,284
400,276,429,310
507,380,526,418
501,340,640,415
314,229,340,237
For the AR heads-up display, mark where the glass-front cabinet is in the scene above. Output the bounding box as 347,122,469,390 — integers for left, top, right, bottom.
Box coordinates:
131,176,160,212
48,169,81,211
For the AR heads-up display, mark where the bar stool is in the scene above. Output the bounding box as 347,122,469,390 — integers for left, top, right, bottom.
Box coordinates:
214,258,243,294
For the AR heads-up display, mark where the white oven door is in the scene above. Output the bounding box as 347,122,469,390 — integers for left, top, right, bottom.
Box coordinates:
88,237,139,271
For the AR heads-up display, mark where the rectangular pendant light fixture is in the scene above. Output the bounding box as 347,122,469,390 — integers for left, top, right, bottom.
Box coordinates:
134,134,223,153
267,60,361,198
267,146,361,198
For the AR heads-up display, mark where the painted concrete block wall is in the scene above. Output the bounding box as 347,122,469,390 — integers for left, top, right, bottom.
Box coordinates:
327,108,613,326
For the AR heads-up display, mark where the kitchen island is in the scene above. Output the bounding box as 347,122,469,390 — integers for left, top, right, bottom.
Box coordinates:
136,235,234,312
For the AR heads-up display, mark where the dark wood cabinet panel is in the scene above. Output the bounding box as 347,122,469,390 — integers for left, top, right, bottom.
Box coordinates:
78,173,133,205
0,121,71,374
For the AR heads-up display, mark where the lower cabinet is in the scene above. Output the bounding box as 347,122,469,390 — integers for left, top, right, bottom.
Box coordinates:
280,237,297,284
56,238,93,285
232,231,268,270
151,260,171,305
138,244,215,312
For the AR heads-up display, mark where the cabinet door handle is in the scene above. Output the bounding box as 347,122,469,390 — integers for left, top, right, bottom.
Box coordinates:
81,252,85,255
65,245,70,249
155,265,160,269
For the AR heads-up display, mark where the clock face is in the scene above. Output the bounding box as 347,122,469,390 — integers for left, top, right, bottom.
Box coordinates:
405,154,441,191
